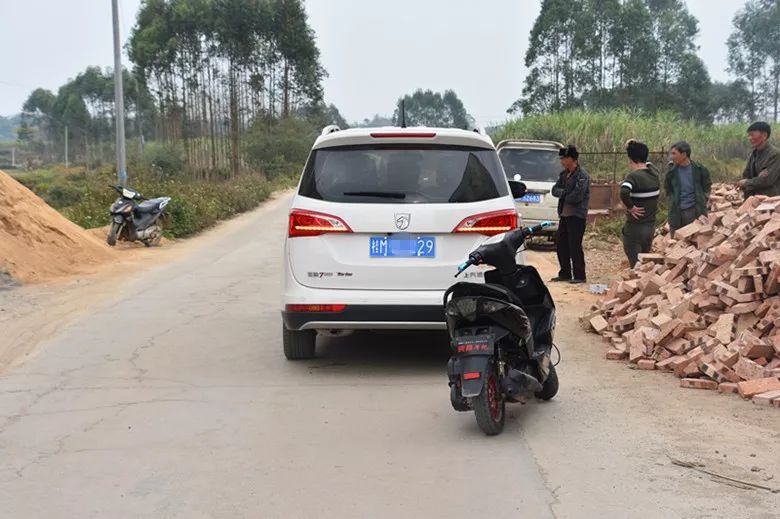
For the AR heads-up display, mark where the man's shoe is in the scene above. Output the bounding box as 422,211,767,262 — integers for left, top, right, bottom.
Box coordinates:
550,276,571,282
570,278,587,284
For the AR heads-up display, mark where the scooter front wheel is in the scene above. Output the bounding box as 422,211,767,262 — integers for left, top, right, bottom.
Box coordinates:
107,222,121,246
473,367,505,436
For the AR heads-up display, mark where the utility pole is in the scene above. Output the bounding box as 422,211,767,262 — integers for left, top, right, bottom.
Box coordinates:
64,125,69,167
11,147,15,168
112,0,127,186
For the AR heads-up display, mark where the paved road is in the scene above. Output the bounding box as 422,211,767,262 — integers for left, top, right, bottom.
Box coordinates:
1,195,779,518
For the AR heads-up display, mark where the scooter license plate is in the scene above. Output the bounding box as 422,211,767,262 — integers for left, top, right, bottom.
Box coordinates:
453,335,494,356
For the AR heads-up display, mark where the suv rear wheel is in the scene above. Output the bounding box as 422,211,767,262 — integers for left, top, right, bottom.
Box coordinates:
283,326,316,360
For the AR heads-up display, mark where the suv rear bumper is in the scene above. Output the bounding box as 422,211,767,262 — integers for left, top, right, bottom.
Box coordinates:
282,304,446,331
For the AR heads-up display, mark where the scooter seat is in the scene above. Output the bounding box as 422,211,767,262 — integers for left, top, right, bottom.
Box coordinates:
135,197,169,213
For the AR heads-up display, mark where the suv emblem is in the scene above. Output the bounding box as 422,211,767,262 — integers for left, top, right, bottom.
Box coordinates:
395,213,411,230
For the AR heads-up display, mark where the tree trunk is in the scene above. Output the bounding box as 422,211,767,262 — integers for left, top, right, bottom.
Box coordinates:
229,65,240,178
283,59,290,118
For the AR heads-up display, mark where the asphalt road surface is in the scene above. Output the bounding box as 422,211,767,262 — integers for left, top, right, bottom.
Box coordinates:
1,195,779,518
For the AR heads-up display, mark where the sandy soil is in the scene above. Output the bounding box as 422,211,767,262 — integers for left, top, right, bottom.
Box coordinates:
0,170,118,284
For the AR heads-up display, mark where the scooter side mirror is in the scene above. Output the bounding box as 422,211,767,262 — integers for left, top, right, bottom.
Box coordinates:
508,180,527,200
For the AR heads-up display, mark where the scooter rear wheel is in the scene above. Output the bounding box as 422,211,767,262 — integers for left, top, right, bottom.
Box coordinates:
473,368,505,436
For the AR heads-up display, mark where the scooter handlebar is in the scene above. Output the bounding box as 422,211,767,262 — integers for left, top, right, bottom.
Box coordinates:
454,222,552,277
523,221,553,237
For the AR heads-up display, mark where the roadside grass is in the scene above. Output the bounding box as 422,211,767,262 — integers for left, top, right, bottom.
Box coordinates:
10,165,299,238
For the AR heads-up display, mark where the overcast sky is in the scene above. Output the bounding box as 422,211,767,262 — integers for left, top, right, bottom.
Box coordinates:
0,0,747,125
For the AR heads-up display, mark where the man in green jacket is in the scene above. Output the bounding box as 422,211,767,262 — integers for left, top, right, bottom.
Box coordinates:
737,122,780,197
664,141,712,236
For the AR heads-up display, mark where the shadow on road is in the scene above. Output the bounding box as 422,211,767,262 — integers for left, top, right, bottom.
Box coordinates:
309,330,451,375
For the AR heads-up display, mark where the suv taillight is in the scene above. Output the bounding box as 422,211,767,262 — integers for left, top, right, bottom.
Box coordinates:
452,209,519,236
288,209,352,238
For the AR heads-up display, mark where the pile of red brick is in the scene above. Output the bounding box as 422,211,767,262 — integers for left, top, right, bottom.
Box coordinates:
586,184,780,407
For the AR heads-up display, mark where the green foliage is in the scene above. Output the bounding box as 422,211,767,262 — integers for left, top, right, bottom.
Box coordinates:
20,68,155,165
353,114,394,128
516,0,718,123
727,0,780,121
142,142,185,178
494,110,766,180
129,0,326,177
243,117,317,179
12,166,297,238
393,89,474,128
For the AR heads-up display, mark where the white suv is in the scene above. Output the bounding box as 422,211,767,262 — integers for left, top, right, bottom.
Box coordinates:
281,126,527,359
497,139,563,240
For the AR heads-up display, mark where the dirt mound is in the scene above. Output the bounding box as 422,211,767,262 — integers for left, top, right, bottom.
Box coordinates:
0,170,117,284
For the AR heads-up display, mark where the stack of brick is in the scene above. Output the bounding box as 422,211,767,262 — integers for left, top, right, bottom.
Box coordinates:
586,184,780,408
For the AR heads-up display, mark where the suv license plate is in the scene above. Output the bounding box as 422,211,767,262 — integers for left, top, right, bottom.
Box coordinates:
369,236,435,258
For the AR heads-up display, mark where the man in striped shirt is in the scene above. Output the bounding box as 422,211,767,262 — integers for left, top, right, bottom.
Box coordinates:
620,140,660,268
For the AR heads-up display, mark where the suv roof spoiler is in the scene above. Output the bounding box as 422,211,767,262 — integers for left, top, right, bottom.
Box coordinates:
321,125,341,136
496,139,564,149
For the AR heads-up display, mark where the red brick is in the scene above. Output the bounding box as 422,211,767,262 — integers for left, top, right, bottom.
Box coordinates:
731,301,762,315
751,389,780,406
718,382,739,394
606,349,628,361
657,356,682,371
739,338,774,360
665,338,692,356
590,315,609,334
737,377,780,398
681,378,719,390
734,358,768,381
637,359,656,370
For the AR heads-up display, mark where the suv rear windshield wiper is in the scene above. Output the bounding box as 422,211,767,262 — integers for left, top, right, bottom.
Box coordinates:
343,191,407,199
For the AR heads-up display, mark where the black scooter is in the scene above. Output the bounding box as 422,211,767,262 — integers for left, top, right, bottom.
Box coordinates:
445,221,558,435
107,185,171,247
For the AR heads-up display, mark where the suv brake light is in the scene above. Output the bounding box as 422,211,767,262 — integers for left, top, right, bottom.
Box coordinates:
289,209,352,237
452,209,519,236
370,132,436,138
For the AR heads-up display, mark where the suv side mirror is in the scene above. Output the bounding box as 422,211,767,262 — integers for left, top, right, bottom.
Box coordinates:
508,180,527,200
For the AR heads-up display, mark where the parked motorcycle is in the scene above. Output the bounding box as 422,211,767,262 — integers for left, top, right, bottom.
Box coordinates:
107,185,171,247
445,221,559,435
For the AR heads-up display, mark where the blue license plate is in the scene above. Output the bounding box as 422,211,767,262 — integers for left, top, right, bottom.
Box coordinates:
369,236,436,258
518,193,542,203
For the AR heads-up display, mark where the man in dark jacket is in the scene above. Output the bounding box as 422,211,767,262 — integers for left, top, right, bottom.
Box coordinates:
550,145,590,284
737,122,780,197
664,141,712,235
621,141,660,268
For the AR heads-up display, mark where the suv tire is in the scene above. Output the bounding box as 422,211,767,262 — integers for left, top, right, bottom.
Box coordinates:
283,326,316,360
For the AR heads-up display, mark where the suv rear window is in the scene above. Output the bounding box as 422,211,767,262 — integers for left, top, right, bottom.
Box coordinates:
499,148,561,183
298,145,509,204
